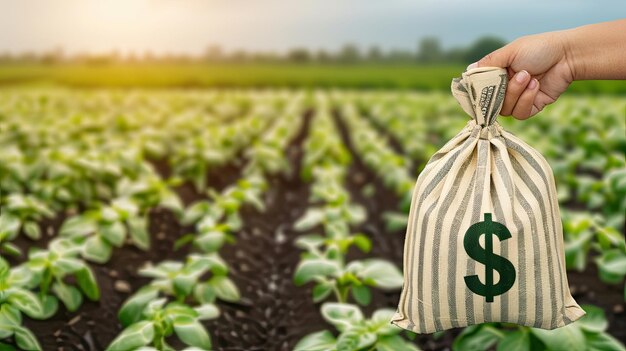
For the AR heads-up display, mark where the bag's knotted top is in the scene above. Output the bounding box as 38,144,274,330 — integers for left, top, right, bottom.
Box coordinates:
451,67,508,127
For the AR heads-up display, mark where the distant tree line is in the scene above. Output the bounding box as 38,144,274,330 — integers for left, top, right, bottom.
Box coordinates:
0,36,506,65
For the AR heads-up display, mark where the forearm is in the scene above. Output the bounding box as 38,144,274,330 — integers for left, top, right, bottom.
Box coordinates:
565,19,626,80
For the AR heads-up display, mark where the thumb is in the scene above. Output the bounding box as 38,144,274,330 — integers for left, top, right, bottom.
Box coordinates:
473,45,513,69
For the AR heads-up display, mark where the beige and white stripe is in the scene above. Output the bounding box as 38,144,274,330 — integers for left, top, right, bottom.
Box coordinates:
391,67,585,333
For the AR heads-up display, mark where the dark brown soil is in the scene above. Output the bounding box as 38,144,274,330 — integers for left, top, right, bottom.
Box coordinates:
568,261,626,341
203,110,333,350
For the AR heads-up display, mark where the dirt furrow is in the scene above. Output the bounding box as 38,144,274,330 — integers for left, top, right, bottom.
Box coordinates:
205,110,331,351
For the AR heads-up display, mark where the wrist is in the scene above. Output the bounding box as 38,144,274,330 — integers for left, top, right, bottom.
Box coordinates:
561,26,585,81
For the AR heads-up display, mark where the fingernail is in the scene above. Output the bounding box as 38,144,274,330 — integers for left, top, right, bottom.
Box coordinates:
527,78,538,90
467,62,477,70
515,70,529,83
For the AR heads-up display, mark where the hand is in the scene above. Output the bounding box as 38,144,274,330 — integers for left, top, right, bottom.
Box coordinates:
471,31,576,119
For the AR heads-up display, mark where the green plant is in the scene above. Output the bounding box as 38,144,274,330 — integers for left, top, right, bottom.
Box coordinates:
294,240,402,305
0,258,43,351
59,197,150,263
0,194,54,242
107,299,215,351
452,305,625,351
110,253,238,350
295,303,419,351
25,238,100,314
177,174,267,252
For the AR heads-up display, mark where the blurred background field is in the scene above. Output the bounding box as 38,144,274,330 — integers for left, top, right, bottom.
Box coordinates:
1,63,625,93
0,1,624,351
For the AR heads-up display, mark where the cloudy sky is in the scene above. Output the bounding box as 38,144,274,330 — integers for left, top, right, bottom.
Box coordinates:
0,0,623,55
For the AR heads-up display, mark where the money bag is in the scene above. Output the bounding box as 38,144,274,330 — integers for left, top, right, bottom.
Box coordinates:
391,66,585,333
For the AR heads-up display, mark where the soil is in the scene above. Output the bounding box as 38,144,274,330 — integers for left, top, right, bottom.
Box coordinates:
568,260,626,341
4,110,625,350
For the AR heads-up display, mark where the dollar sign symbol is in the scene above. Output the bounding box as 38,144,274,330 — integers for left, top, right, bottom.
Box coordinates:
464,213,516,302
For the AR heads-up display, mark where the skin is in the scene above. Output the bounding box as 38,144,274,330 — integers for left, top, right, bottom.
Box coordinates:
470,19,626,120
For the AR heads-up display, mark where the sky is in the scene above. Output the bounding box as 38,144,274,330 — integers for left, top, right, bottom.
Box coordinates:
0,0,624,55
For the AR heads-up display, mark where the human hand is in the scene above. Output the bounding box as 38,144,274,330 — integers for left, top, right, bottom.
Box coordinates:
470,31,576,119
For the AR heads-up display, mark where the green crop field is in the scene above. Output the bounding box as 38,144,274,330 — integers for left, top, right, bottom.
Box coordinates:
1,63,625,94
0,85,624,350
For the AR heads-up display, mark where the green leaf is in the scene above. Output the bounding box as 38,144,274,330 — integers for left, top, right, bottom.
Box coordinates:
358,259,403,289
294,330,337,351
59,216,97,237
294,208,325,231
453,325,503,351
22,222,41,240
496,330,530,351
100,221,126,247
352,234,371,253
383,212,408,232
596,249,626,284
321,303,364,332
105,321,155,351
128,216,150,250
39,295,59,319
294,234,325,251
53,258,84,275
7,289,44,319
585,331,626,351
165,302,198,318
75,266,100,301
174,234,195,251
194,231,225,252
1,242,21,257
100,207,120,223
173,275,197,298
370,309,400,336
312,282,333,303
7,266,33,287
82,235,113,263
294,259,341,286
159,191,184,215
577,305,608,333
118,287,159,327
192,282,215,304
13,326,42,351
144,298,167,318
0,213,20,241
211,276,240,302
531,324,585,351
0,305,21,327
351,285,372,306
52,281,83,312
0,341,17,351
337,329,365,351
376,335,419,351
0,324,13,341
194,304,220,321
181,202,210,225
173,316,212,350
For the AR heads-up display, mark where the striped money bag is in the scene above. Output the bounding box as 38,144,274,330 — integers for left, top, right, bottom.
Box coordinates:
391,66,585,333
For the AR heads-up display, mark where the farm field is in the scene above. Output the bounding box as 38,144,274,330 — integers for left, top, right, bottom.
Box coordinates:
1,63,626,94
0,87,625,351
